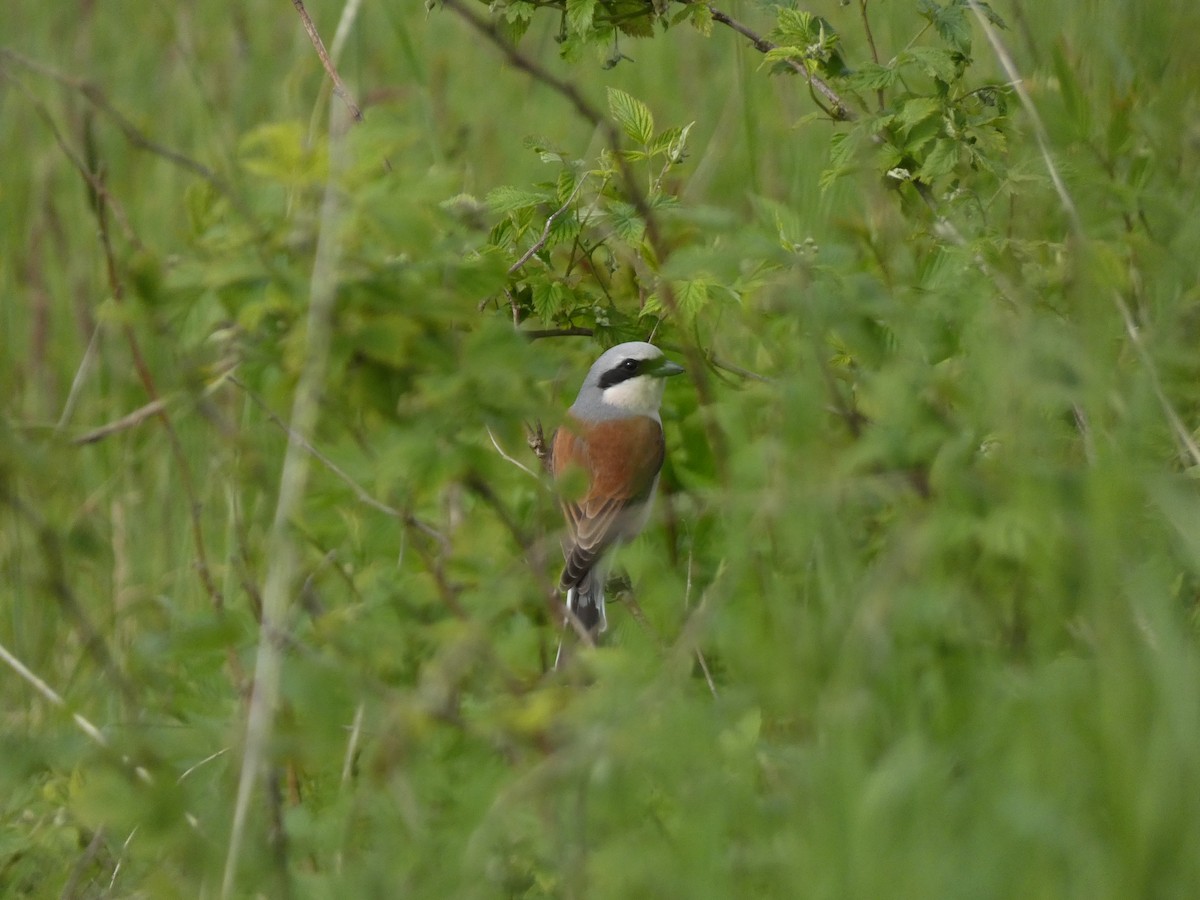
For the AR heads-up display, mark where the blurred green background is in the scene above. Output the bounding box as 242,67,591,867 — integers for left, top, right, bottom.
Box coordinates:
4,0,1200,896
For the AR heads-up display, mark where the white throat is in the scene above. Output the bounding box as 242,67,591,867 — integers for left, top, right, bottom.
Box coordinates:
600,374,665,417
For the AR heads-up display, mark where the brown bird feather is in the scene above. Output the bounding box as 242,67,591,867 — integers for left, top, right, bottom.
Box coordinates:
551,413,665,590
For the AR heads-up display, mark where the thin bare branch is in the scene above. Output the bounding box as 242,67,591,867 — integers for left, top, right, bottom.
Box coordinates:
290,0,363,122
177,747,231,784
706,352,773,384
228,375,449,547
859,0,885,111
525,327,596,340
0,640,110,752
1,70,142,246
509,175,590,274
71,397,172,445
487,425,540,479
527,420,554,475
698,2,855,120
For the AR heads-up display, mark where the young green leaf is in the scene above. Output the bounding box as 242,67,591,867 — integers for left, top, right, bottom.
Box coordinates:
607,87,655,146
917,138,960,182
566,0,596,36
485,185,554,214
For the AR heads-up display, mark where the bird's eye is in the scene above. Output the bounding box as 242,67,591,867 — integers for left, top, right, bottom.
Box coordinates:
622,359,639,371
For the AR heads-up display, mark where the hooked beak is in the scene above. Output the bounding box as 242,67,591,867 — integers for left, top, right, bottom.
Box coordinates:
654,359,685,378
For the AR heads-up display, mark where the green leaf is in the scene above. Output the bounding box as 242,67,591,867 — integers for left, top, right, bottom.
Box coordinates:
903,116,943,155
565,0,596,36
648,122,694,162
238,121,326,186
555,169,579,204
970,0,1008,29
820,125,870,188
762,46,807,70
847,62,899,92
532,281,568,319
689,3,713,36
605,199,644,241
902,46,961,83
897,97,943,131
917,0,972,53
917,138,960,181
498,7,532,43
485,185,553,214
674,278,711,317
615,11,654,38
774,8,817,44
607,87,655,146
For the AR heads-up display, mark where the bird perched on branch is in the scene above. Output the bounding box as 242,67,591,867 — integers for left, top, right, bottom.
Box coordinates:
551,342,684,666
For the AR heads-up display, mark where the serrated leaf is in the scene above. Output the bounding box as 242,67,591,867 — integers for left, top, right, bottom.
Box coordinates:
847,62,899,92
485,185,553,214
566,0,596,35
903,116,942,155
641,293,665,317
903,46,960,83
918,0,972,53
545,209,580,249
605,199,644,241
503,1,533,23
820,126,870,188
674,278,710,317
971,0,1008,29
555,169,580,204
763,46,807,68
486,217,514,250
498,12,532,44
917,138,960,181
774,8,816,44
649,126,683,156
607,87,654,146
833,124,870,166
897,97,943,130
532,281,568,320
648,122,694,163
690,3,713,36
616,13,654,38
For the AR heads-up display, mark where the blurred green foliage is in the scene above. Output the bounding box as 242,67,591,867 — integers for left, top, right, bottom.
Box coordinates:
3,0,1200,896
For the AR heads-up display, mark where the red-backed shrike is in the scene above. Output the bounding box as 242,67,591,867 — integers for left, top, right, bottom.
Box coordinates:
551,342,684,660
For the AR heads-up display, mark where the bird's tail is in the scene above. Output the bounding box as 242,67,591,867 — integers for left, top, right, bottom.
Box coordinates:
553,577,606,669
568,578,607,636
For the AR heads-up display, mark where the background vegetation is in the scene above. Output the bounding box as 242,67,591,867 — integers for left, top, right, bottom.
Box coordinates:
3,0,1200,896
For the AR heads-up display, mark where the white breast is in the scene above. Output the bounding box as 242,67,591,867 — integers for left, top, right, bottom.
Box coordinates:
600,374,666,417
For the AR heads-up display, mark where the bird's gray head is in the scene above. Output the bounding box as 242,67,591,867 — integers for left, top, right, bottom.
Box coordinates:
571,341,685,419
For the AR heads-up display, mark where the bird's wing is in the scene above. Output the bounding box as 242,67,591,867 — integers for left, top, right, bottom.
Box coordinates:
551,415,665,588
